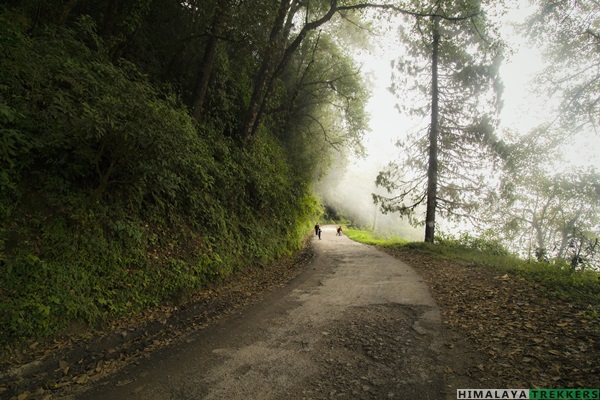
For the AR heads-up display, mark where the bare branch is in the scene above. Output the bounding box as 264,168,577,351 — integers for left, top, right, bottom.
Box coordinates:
301,113,342,150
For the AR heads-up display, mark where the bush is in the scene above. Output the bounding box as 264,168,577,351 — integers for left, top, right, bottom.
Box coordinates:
436,231,510,256
0,13,319,345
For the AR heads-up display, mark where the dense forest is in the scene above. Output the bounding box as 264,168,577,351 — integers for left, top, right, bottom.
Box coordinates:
0,0,370,344
1,0,598,346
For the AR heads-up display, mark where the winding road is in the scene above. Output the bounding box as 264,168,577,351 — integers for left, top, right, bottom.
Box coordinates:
81,225,448,399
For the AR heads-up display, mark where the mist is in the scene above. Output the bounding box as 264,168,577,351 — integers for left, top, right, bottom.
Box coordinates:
313,29,425,241
315,154,423,241
317,2,599,246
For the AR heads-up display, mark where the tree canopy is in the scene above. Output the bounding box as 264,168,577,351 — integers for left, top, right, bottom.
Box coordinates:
523,0,599,137
366,0,599,265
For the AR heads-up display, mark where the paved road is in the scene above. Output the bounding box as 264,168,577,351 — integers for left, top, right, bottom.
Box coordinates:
80,225,446,400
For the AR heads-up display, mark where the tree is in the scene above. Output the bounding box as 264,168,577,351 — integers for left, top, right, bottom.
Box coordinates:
239,0,373,142
483,162,600,269
523,0,600,137
238,0,430,142
374,0,504,242
276,30,370,178
467,0,600,267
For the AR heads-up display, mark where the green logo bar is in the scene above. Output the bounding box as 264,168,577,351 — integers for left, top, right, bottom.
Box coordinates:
529,389,600,399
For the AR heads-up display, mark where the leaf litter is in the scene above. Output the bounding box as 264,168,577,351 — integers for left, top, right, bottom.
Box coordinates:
385,248,600,389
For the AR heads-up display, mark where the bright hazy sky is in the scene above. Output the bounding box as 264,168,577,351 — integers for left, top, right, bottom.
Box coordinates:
324,4,599,236
351,4,600,172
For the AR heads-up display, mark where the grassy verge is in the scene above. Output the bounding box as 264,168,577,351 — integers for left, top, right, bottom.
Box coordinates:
345,227,600,308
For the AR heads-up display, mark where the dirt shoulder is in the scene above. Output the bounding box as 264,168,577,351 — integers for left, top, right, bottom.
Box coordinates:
383,247,600,389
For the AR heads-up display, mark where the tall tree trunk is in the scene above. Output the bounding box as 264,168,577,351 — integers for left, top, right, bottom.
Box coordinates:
424,15,440,243
240,0,292,140
281,32,320,133
532,215,546,259
556,212,581,260
101,0,119,37
192,9,225,121
251,1,336,139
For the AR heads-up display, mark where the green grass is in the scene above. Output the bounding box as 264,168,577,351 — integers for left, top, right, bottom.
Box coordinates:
344,227,410,246
346,227,600,308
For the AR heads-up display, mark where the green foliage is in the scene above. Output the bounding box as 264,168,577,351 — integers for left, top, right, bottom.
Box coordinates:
274,31,370,184
513,261,600,306
321,204,347,223
436,231,510,256
0,0,371,347
0,10,320,345
345,227,410,247
524,0,599,134
483,160,600,270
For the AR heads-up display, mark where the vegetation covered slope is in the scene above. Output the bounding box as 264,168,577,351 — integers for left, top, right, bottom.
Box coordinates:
0,1,368,345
